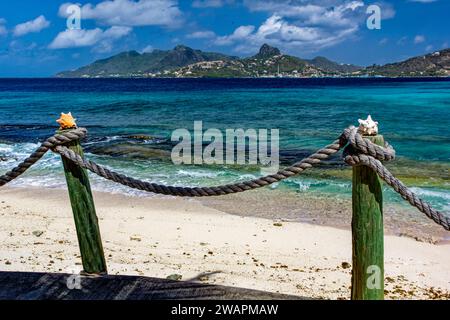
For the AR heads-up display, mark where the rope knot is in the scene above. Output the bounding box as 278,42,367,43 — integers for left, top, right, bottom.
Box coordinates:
341,126,395,167
47,128,88,152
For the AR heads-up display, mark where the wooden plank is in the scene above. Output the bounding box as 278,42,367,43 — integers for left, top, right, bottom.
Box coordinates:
0,271,307,300
59,130,107,274
351,135,384,300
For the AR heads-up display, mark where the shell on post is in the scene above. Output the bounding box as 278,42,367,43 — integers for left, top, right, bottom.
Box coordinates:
358,115,378,136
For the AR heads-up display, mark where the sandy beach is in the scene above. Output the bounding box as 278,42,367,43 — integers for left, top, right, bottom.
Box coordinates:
0,186,449,300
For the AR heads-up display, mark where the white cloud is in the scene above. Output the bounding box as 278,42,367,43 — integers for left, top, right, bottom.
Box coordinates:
243,0,371,19
59,0,183,28
187,30,216,39
414,35,426,44
48,26,132,50
376,1,396,19
0,18,7,36
49,29,103,49
257,16,321,42
425,44,433,51
215,25,255,45
13,15,50,37
192,0,231,8
141,44,154,53
216,1,372,54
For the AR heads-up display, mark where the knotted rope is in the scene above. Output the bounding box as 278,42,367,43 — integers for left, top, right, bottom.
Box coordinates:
53,139,343,197
341,127,449,230
0,128,87,187
1,126,449,230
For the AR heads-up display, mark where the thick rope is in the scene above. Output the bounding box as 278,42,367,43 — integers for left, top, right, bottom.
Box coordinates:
343,153,450,231
53,126,392,197
1,126,449,230
53,139,343,197
0,128,87,187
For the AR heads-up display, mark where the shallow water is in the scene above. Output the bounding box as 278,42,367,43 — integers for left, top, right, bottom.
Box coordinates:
0,78,449,214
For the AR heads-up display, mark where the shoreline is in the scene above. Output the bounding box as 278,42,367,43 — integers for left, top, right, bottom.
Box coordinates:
2,183,448,243
0,186,449,299
12,76,450,80
198,187,450,244
2,76,450,80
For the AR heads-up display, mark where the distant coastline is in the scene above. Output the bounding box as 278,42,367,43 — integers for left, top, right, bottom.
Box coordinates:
55,44,450,79
50,75,450,79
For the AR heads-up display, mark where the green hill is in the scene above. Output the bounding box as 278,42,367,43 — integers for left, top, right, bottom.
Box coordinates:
170,44,323,78
56,45,238,78
365,49,450,77
306,56,361,73
56,43,450,78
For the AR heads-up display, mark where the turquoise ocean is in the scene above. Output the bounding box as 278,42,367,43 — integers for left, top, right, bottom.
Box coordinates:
0,78,449,215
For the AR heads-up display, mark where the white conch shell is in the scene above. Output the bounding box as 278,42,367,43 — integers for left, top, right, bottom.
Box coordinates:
358,115,378,136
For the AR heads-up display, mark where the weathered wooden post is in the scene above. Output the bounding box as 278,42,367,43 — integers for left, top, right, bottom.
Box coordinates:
351,115,384,300
57,113,107,274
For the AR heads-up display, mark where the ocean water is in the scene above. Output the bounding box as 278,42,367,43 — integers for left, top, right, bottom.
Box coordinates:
0,78,449,213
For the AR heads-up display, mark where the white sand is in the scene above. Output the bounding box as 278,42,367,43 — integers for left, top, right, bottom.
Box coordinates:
0,186,449,299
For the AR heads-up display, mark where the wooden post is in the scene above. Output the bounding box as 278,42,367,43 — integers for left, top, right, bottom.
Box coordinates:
351,135,384,300
59,129,107,274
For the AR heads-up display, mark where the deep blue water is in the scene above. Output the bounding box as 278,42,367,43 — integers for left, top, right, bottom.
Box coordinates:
0,78,449,212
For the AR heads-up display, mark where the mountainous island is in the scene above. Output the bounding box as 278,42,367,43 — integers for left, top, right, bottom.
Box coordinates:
56,44,450,78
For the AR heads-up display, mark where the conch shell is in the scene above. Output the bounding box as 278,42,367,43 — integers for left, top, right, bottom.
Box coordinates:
57,112,77,129
358,115,378,136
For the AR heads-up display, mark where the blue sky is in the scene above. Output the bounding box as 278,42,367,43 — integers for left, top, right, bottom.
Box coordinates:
0,0,448,77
